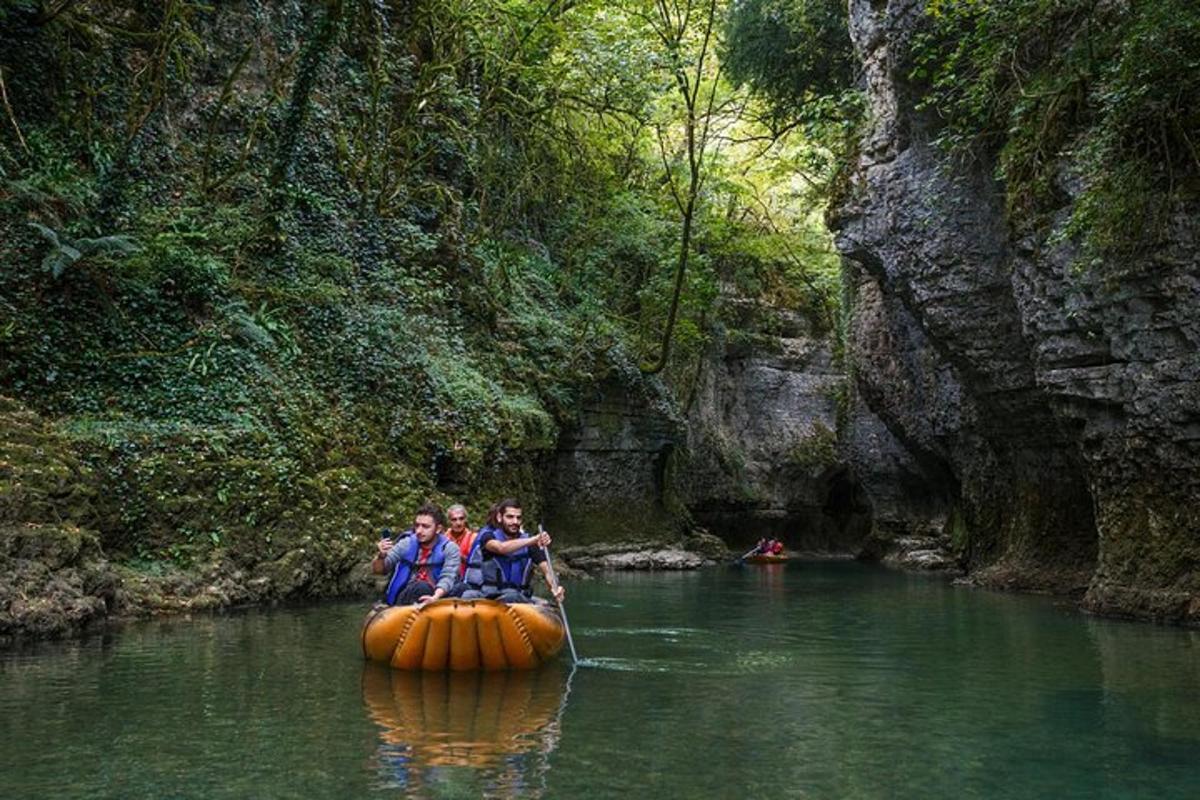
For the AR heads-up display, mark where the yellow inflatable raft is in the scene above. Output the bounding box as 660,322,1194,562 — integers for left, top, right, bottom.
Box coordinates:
361,598,566,670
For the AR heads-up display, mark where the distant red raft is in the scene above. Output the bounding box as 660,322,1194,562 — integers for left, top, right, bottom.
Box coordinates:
744,553,790,565
362,598,566,671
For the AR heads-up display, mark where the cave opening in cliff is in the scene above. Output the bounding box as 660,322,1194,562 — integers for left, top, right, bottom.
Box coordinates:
819,467,872,547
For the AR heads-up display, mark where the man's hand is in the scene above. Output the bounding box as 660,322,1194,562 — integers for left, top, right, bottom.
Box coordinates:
552,584,565,604
376,538,393,557
532,530,552,548
417,590,444,607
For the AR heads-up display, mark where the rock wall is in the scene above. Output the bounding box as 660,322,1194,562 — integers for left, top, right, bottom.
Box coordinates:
678,292,862,552
541,376,686,544
835,0,1200,622
0,397,115,639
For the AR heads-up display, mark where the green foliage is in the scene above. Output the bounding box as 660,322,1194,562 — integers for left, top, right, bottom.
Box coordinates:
721,0,864,216
723,0,855,118
28,222,138,279
2,131,101,222
0,0,850,568
915,0,1200,262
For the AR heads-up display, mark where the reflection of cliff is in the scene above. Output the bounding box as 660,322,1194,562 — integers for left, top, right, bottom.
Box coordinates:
361,665,567,797
1089,620,1200,744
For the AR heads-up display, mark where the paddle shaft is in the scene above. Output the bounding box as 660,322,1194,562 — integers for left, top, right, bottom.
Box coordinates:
539,524,578,665
737,545,759,561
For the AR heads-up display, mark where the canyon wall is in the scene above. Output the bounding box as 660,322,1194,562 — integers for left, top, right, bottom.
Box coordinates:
835,0,1199,622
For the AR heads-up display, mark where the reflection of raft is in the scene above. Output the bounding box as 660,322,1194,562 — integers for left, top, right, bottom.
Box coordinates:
361,598,565,670
361,664,565,768
744,553,789,564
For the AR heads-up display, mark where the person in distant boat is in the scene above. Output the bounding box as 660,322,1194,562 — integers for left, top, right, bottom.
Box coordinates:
769,539,784,556
755,537,769,555
463,498,565,604
372,503,460,606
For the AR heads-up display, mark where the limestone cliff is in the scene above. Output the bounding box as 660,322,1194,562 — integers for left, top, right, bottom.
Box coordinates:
835,0,1200,622
679,290,857,552
542,374,685,544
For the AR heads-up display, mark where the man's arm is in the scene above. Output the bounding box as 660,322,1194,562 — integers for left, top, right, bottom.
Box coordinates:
537,560,566,603
371,536,394,574
434,545,460,595
484,531,551,555
373,533,409,574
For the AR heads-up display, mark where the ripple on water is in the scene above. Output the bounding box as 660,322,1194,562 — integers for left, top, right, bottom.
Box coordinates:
579,656,714,673
730,650,795,672
579,627,706,637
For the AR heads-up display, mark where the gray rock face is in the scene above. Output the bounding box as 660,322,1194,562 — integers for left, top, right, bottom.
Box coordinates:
542,376,686,545
837,0,1200,620
679,290,869,553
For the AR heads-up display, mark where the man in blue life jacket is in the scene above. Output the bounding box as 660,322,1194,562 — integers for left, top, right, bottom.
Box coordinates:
371,503,461,606
462,497,565,605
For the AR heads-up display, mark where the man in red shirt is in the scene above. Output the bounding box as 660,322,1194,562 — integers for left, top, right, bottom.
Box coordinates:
371,504,459,606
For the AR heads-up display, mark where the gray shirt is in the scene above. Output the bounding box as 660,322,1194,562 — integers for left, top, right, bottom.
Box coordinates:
382,533,460,594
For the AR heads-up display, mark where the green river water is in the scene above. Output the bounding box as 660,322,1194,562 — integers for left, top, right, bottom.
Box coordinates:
2,561,1199,799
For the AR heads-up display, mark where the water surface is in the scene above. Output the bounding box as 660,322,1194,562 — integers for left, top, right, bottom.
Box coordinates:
2,562,1198,798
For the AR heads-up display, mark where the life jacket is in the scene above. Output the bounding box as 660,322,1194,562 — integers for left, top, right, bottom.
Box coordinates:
384,533,451,605
446,528,477,578
480,527,534,596
462,525,493,590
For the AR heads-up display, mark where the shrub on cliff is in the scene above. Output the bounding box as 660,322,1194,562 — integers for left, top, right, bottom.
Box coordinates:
914,0,1200,262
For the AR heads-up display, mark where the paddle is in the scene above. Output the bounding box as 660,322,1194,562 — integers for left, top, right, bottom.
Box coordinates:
538,523,579,666
735,545,759,563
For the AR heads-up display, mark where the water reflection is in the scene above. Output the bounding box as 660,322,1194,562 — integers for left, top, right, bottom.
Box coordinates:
1089,617,1200,745
361,665,569,798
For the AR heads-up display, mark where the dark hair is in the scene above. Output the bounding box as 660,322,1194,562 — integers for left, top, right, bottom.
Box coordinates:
495,497,522,518
414,502,445,527
486,503,501,526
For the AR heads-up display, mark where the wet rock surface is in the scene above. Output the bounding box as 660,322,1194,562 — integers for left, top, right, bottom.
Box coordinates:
0,398,116,639
0,396,385,640
558,540,715,571
880,535,961,574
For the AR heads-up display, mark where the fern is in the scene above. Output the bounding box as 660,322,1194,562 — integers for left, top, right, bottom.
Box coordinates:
28,222,139,279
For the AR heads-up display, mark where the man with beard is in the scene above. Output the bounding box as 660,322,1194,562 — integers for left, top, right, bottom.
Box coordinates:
467,497,565,604
372,503,460,606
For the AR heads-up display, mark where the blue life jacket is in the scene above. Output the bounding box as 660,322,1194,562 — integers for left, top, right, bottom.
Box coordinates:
462,525,493,590
384,533,450,605
480,528,534,596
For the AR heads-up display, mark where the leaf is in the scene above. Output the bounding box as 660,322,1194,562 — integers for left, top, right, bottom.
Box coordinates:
27,222,61,247
75,234,140,256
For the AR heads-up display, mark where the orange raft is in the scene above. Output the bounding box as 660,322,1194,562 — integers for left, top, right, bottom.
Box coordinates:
744,553,790,565
361,598,566,670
